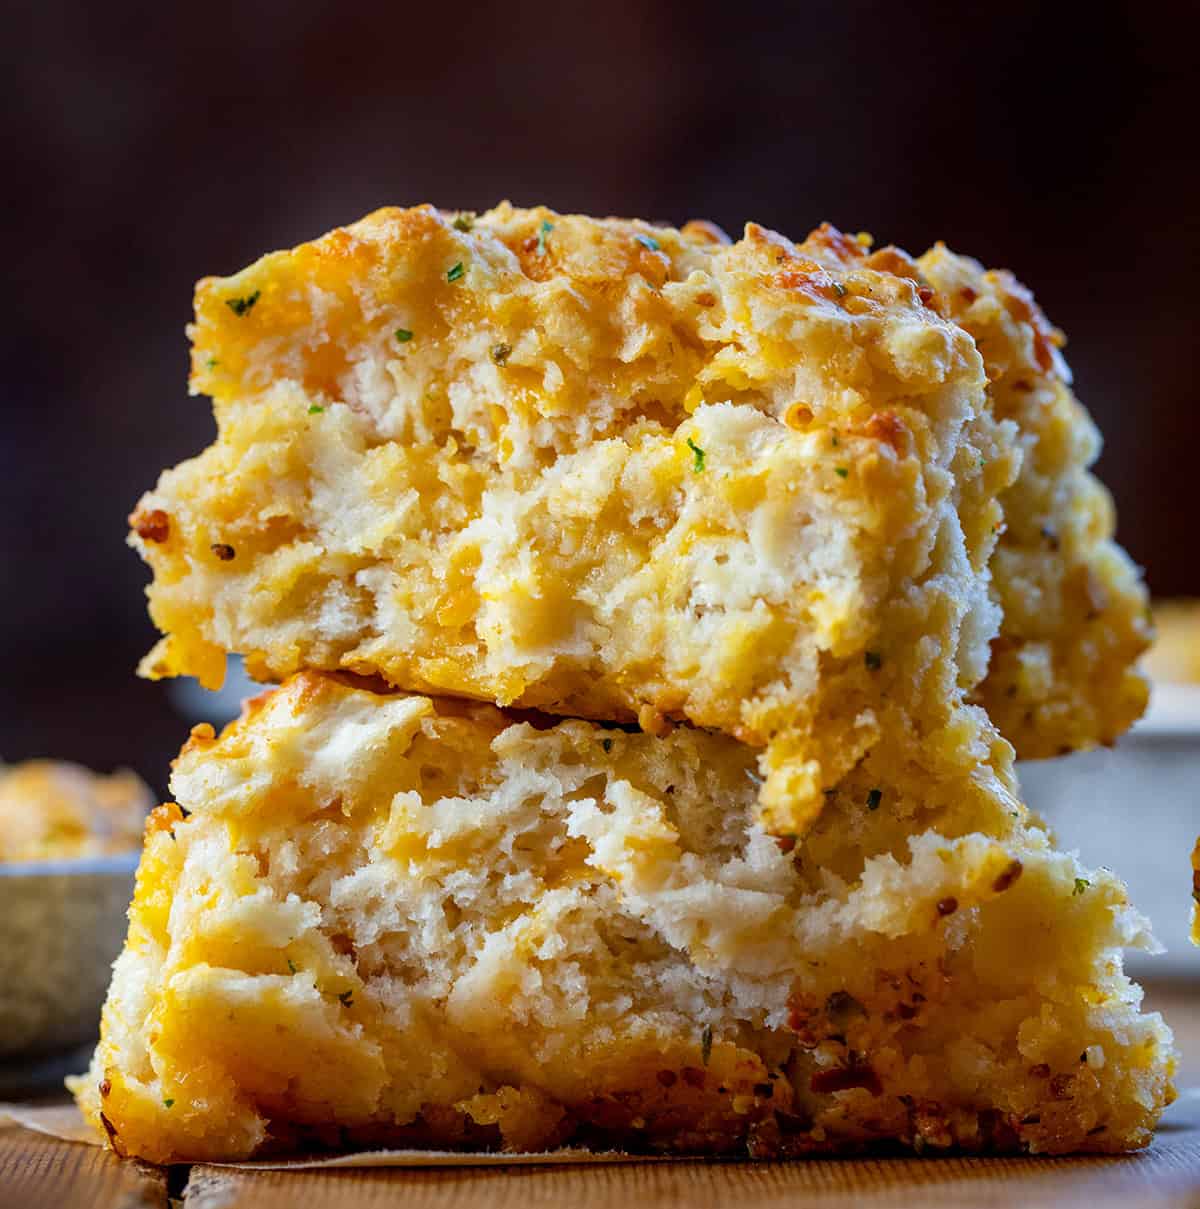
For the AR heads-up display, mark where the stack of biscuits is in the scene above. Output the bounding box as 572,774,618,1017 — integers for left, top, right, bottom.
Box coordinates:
71,204,1176,1163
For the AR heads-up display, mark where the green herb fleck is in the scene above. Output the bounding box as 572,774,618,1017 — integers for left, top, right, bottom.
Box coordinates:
225,290,260,317
1073,877,1090,896
536,219,554,256
308,405,324,415
287,959,297,974
830,281,847,298
686,437,706,474
865,650,883,670
866,788,883,811
338,990,354,1007
452,212,475,232
602,738,613,753
635,232,661,252
831,432,840,448
834,466,849,478
701,1025,713,1066
446,261,465,283
205,357,219,370
395,328,413,343
163,1098,175,1109
490,342,512,366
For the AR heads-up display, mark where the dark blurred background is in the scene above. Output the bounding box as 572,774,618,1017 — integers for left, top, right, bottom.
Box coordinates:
2,0,1196,793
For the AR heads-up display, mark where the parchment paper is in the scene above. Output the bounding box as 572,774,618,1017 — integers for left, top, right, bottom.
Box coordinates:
0,1101,676,1168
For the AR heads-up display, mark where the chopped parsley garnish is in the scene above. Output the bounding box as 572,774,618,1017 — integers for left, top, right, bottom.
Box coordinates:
865,650,883,670
163,1098,175,1109
1073,877,1090,896
446,261,465,283
205,357,219,370
686,437,706,473
287,959,298,974
866,788,883,811
490,342,512,366
395,328,413,343
831,432,840,448
536,219,554,256
602,738,613,753
701,1025,713,1066
338,990,354,1007
830,281,847,298
225,290,260,317
308,404,324,415
452,213,475,232
834,466,849,478
635,232,661,252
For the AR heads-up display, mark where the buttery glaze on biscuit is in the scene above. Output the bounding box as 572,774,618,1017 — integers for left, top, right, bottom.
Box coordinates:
70,673,1175,1163
131,205,1026,836
921,246,1151,755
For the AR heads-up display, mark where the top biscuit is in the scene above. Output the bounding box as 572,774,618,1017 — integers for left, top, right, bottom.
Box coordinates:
128,203,1142,831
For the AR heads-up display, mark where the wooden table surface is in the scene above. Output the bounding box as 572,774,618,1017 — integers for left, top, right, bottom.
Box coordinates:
3,982,1198,1209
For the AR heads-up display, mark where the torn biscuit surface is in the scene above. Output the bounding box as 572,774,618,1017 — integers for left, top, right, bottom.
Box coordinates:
130,204,1034,836
70,672,1175,1163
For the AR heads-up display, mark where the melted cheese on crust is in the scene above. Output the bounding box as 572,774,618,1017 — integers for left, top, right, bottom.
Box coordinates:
919,244,1151,756
131,205,1019,835
71,673,1175,1163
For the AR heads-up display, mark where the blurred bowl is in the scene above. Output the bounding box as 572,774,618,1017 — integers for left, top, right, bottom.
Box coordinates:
0,853,136,1059
1019,684,1200,977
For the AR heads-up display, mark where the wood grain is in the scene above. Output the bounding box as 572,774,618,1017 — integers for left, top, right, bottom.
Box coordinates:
184,1125,1200,1209
178,985,1200,1206
2,983,1196,1208
0,1121,165,1209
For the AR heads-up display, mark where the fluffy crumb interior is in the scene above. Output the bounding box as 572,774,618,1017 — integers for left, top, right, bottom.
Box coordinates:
130,205,1027,836
71,673,1175,1163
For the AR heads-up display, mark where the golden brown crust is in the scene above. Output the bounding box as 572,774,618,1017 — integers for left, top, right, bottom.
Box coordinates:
0,760,152,862
917,243,1151,756
72,673,1176,1163
131,203,1024,839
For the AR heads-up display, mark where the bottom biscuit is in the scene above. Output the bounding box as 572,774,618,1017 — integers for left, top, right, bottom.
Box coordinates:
71,672,1175,1162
